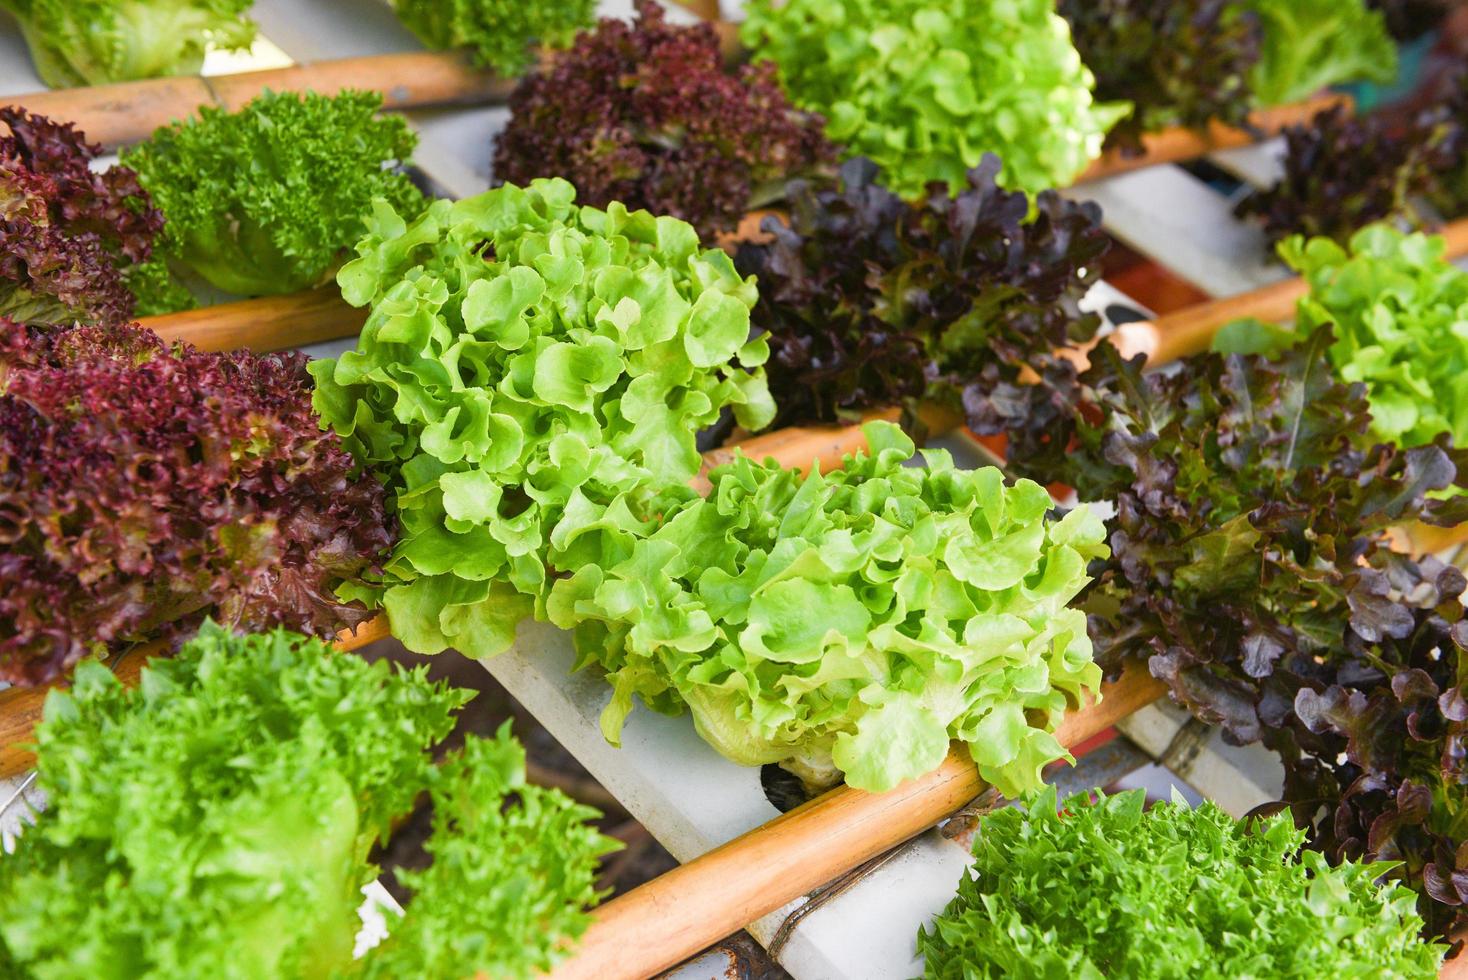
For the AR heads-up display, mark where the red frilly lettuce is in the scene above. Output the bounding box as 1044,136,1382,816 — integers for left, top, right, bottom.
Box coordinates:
0,321,395,686
0,107,163,326
492,0,834,240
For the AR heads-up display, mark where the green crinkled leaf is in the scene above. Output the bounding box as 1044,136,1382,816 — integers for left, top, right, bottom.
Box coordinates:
0,626,615,980
1244,0,1396,107
121,89,424,298
919,787,1445,979
389,0,594,77
548,421,1105,795
740,0,1128,196
1271,224,1468,449
355,723,618,980
312,180,773,660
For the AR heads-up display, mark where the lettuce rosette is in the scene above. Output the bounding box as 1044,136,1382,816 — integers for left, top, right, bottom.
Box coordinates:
310,179,775,660
0,624,614,979
548,421,1107,795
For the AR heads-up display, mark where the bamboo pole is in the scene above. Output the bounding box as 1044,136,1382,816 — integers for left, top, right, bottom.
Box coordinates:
6,51,519,150
544,663,1167,980
141,288,366,353
1077,94,1350,184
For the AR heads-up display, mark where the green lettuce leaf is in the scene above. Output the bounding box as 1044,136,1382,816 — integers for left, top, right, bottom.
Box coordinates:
311,180,774,660
0,624,614,980
121,90,424,298
1244,0,1397,106
919,787,1445,978
0,0,255,88
740,0,1129,196
547,421,1107,795
1267,224,1468,449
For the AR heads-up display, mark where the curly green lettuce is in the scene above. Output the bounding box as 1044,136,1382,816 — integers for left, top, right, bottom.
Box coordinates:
390,0,594,77
919,787,1445,978
740,0,1129,197
357,734,615,979
121,90,423,299
0,0,256,88
547,421,1107,795
0,624,615,980
1218,225,1468,449
310,179,774,661
1244,0,1397,107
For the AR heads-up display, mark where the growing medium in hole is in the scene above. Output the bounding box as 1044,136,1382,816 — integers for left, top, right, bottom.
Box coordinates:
493,0,835,241
0,624,617,980
0,320,394,686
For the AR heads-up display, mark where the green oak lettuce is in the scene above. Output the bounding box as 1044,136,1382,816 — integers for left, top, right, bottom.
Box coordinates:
0,0,256,88
740,0,1129,197
310,179,774,661
919,787,1444,978
1244,0,1396,107
0,624,614,980
1219,225,1468,449
121,90,423,300
390,0,594,77
1285,227,1468,448
547,421,1107,795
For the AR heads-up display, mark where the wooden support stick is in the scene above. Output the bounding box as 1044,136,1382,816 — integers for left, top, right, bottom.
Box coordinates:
545,664,1167,980
1077,94,1349,184
140,288,366,353
5,51,517,149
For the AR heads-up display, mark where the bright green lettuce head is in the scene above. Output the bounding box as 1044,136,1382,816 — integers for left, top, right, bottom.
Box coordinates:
919,786,1445,978
310,180,775,661
0,0,256,89
1268,224,1468,450
0,623,443,979
740,0,1129,198
121,89,424,299
0,624,614,980
1243,0,1396,107
546,421,1106,795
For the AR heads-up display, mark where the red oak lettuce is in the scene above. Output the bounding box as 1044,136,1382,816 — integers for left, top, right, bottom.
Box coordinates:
1059,0,1263,155
1022,331,1468,941
734,155,1107,457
